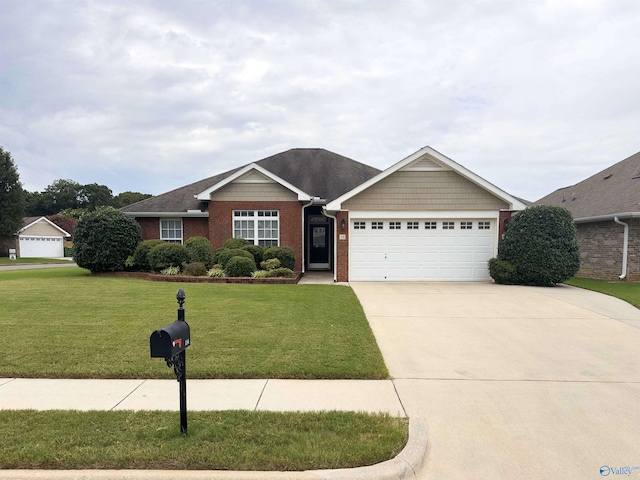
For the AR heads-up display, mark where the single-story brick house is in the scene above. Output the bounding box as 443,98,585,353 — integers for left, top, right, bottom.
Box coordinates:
122,146,526,282
535,150,640,281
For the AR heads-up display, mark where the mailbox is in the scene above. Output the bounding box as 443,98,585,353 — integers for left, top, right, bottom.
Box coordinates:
150,320,190,358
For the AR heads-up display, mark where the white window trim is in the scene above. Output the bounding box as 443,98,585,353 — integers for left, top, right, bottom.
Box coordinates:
233,210,280,247
160,218,183,243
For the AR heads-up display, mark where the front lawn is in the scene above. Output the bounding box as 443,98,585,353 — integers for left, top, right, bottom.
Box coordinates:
0,268,388,379
565,277,640,309
0,410,407,471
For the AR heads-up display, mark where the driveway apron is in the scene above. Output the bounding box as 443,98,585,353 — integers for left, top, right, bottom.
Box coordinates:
350,282,640,480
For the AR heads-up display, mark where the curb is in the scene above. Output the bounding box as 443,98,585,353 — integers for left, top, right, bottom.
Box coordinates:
0,418,429,480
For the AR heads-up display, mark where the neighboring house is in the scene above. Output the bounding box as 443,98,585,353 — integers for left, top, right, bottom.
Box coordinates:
122,147,526,282
535,150,640,281
17,217,71,258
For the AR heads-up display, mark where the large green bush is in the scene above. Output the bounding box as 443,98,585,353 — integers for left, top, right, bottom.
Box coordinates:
216,248,254,268
223,237,249,249
148,243,189,272
72,207,142,273
263,246,296,271
242,244,264,266
131,239,165,271
225,256,256,277
495,205,580,286
184,236,213,268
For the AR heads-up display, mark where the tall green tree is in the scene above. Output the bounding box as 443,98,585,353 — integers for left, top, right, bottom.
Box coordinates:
112,191,153,208
0,147,26,237
80,183,113,210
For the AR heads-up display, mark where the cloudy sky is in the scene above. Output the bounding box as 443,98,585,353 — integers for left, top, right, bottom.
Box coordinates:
1,0,639,202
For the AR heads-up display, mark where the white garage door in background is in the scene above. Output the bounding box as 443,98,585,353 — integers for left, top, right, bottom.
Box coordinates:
350,219,495,281
19,236,64,258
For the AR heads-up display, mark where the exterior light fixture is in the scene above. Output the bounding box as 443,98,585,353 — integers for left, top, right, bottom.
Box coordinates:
341,219,346,230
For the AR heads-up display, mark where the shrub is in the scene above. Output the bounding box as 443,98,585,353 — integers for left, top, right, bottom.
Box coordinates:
216,248,254,268
72,207,142,273
160,266,180,276
242,244,264,266
267,267,295,278
488,258,518,285
497,205,580,286
260,258,281,271
225,256,256,277
184,236,213,268
132,239,165,271
184,262,208,276
262,246,295,271
223,237,249,249
252,270,270,278
207,268,225,278
148,243,189,272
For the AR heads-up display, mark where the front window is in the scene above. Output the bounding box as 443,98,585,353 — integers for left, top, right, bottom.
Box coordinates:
233,210,279,247
160,219,183,243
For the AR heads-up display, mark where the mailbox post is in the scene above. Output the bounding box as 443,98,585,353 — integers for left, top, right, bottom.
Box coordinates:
150,288,190,436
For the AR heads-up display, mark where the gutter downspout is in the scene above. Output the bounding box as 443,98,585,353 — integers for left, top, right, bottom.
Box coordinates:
322,209,338,283
614,217,629,280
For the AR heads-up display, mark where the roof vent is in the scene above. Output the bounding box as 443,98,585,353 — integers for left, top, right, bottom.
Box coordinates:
604,173,612,179
562,194,566,203
571,193,576,201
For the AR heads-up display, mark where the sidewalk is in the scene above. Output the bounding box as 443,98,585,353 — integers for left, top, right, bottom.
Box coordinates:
0,378,406,415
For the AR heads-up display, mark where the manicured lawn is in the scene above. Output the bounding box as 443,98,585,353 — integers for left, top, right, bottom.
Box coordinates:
565,277,640,309
0,268,388,379
0,410,407,470
0,257,72,265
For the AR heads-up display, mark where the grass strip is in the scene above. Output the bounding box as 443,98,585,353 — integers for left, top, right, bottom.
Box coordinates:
0,410,407,471
565,277,640,309
0,268,388,379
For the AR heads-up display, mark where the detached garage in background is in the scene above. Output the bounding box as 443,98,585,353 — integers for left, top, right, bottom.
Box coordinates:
17,217,71,258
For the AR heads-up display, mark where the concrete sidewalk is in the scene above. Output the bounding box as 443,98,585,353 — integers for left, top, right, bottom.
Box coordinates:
0,378,406,415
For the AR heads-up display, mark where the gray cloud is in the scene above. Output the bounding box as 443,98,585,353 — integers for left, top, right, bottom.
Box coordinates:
1,0,638,201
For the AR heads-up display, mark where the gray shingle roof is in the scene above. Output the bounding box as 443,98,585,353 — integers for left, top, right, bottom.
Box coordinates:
535,150,640,219
121,149,381,214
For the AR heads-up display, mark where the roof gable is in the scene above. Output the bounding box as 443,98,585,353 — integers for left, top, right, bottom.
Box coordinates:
535,150,640,219
195,163,311,201
326,146,527,212
19,217,71,236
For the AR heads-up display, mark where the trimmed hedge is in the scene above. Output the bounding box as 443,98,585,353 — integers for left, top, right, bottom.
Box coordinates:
148,243,189,272
263,246,295,271
184,236,213,268
216,248,255,268
242,244,264,266
132,239,165,272
495,205,580,286
225,256,256,277
223,238,249,249
184,262,208,276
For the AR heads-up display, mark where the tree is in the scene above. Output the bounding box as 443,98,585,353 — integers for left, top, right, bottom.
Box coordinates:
72,207,142,273
40,179,84,213
493,205,581,286
112,191,153,208
80,183,113,210
0,147,26,237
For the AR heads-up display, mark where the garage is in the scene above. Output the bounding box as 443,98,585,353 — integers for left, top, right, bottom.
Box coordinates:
17,217,71,258
349,218,495,281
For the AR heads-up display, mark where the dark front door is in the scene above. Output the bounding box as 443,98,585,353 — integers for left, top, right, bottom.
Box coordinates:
309,224,330,270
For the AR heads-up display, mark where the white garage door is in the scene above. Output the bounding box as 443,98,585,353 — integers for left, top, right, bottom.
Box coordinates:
350,219,495,281
19,236,64,258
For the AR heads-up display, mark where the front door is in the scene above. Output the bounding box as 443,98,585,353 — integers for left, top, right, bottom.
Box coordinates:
308,221,330,270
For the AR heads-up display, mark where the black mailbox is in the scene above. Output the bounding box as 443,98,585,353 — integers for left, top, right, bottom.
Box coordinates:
150,320,190,358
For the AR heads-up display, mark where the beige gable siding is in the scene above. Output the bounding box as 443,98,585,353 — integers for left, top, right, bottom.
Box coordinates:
343,171,509,211
21,221,64,237
211,182,298,202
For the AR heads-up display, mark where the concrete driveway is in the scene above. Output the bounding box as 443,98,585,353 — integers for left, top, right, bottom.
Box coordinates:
351,282,640,480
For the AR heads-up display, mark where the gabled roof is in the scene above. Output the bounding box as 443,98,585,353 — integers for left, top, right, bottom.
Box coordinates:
535,150,640,221
19,217,71,236
325,146,527,212
121,149,381,214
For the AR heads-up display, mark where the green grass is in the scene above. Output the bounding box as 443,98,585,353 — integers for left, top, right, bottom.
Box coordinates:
0,268,388,379
565,277,640,309
0,410,407,470
0,257,72,265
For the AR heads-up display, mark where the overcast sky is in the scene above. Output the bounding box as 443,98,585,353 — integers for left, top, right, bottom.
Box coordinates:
1,0,639,202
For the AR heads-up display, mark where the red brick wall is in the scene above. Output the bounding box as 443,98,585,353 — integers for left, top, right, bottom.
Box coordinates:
208,201,303,271
499,210,514,239
136,218,160,241
183,218,209,240
576,219,640,281
335,211,349,282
